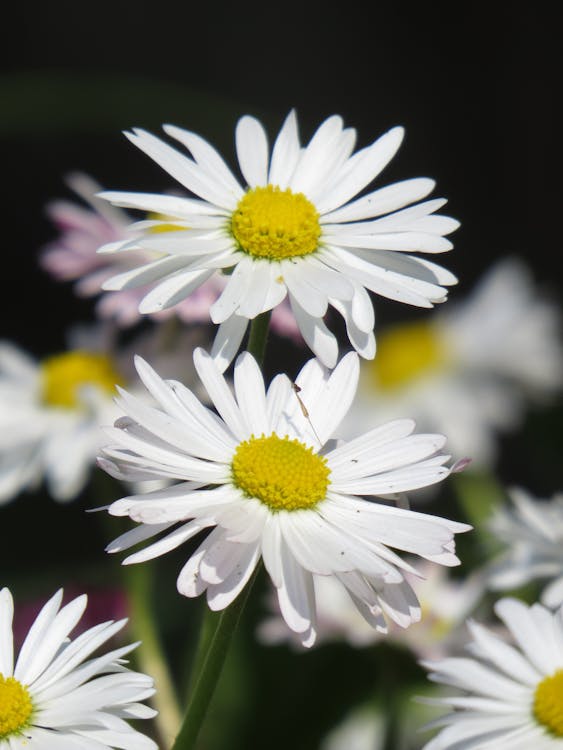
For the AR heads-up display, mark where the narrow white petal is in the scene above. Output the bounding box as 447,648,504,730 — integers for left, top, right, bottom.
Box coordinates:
0,588,14,676
289,295,338,368
321,177,436,223
235,116,269,187
268,110,301,188
193,347,248,440
277,539,315,634
233,351,268,435
99,190,228,217
209,256,254,323
125,129,237,209
206,542,261,611
138,269,215,314
315,126,405,214
163,124,244,198
211,314,249,374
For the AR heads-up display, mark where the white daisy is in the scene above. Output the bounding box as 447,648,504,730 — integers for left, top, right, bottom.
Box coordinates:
98,111,459,370
488,487,563,608
344,257,563,466
421,597,563,749
99,348,470,647
0,338,122,503
0,587,156,749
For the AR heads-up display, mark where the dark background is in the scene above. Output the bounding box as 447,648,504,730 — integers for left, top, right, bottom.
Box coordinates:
2,4,561,350
1,6,561,748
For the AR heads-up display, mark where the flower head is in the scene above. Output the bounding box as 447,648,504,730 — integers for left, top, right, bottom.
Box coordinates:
99,349,469,647
0,587,156,748
344,258,563,466
488,487,563,608
98,111,459,370
421,598,563,749
0,337,124,503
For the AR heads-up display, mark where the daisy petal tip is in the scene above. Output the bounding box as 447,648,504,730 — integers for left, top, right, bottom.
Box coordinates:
452,457,472,473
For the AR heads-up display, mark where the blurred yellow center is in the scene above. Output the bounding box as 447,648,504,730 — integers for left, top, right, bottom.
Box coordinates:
534,670,563,736
231,433,329,511
0,675,33,739
231,185,321,260
370,321,448,391
147,211,186,233
41,351,124,409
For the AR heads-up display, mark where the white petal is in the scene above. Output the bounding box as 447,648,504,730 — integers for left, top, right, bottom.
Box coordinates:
233,351,268,435
235,116,269,187
138,269,215,314
211,314,249,374
289,295,338,368
268,110,301,188
193,347,248,440
0,588,14,676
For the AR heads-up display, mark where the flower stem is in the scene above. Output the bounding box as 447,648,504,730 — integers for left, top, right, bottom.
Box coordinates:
246,310,272,365
125,564,182,748
170,569,258,750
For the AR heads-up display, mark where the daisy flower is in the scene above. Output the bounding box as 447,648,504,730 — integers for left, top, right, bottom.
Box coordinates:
0,335,124,504
421,597,563,749
488,487,563,608
344,257,563,466
0,587,156,749
99,348,470,647
98,110,459,370
41,172,301,339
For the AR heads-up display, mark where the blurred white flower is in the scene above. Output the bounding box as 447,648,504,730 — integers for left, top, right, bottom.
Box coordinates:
488,487,563,608
99,349,469,647
421,597,563,749
0,587,156,749
0,337,123,503
99,110,458,370
321,706,385,750
344,258,563,467
259,559,484,659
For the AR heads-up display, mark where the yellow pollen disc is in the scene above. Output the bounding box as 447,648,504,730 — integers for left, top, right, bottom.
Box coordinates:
41,351,124,409
231,433,330,511
231,185,321,260
0,675,33,739
534,670,563,736
369,320,449,391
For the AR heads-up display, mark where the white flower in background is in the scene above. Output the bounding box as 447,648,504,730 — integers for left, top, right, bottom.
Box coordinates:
321,706,385,750
344,258,563,466
0,334,124,503
488,487,563,608
98,110,459,370
0,587,156,749
41,172,301,339
421,598,563,749
259,559,484,659
99,348,469,647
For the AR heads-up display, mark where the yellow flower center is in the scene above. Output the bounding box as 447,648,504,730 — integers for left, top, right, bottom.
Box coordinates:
231,185,321,260
369,321,449,391
146,211,186,233
534,670,563,736
231,433,330,511
0,675,33,739
41,351,124,409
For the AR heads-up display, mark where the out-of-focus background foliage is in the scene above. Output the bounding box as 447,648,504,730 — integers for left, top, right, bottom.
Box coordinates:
1,4,561,748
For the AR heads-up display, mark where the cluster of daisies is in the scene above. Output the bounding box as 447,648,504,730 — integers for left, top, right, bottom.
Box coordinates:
2,110,562,749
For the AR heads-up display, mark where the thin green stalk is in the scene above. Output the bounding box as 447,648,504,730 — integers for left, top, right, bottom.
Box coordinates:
125,564,182,748
246,310,272,365
170,569,258,750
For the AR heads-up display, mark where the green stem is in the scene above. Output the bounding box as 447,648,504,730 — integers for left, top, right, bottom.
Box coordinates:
170,569,258,750
246,310,272,365
125,564,182,748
